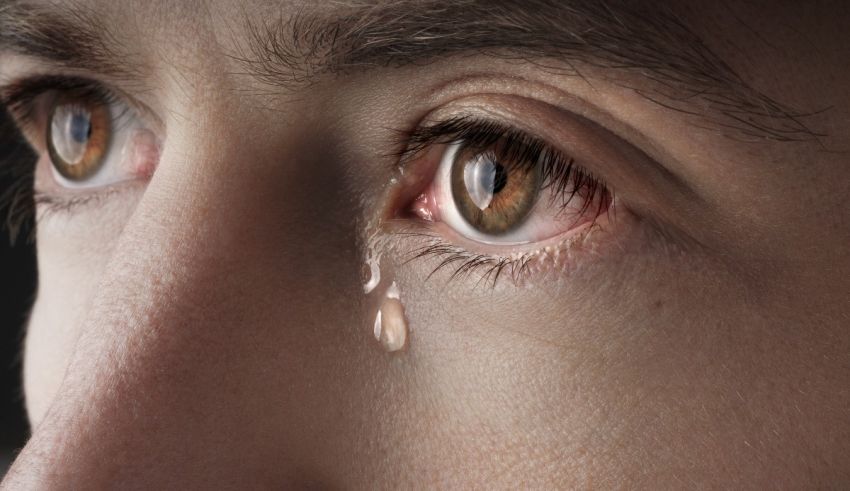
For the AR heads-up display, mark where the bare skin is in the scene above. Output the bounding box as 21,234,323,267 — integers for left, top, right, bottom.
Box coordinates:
1,0,849,488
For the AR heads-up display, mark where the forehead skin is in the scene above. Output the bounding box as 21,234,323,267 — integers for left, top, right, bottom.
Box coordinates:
3,0,850,488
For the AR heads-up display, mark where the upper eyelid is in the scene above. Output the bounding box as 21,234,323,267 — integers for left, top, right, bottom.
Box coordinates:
395,94,710,243
1,75,103,109
395,116,548,174
405,116,611,214
2,78,106,133
402,117,552,158
0,74,161,132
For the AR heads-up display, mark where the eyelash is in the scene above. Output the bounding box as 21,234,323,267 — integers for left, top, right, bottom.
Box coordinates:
395,116,614,285
401,116,612,215
2,75,120,127
0,77,123,235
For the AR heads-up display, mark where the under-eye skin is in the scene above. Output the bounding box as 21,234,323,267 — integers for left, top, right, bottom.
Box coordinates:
0,75,160,217
390,116,616,284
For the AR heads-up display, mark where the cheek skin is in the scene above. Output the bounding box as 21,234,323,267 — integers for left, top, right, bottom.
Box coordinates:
24,190,143,426
381,225,850,487
24,280,89,426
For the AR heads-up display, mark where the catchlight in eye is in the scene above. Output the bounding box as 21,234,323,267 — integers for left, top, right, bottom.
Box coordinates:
47,99,111,181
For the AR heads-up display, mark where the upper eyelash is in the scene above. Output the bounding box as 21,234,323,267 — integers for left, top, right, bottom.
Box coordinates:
400,115,613,219
1,75,120,127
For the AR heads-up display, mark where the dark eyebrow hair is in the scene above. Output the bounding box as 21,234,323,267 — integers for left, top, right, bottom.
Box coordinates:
0,0,136,80
242,0,821,142
0,0,820,142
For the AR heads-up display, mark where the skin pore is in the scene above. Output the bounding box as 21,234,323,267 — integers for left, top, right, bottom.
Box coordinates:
1,0,849,488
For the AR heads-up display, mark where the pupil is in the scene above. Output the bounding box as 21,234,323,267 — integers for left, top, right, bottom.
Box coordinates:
70,113,92,144
491,162,507,194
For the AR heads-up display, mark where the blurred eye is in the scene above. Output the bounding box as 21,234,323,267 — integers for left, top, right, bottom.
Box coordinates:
0,76,160,199
44,92,157,192
408,117,611,246
47,98,111,182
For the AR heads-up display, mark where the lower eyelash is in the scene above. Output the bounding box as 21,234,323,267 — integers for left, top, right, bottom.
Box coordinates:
399,229,533,288
34,190,114,218
395,217,609,289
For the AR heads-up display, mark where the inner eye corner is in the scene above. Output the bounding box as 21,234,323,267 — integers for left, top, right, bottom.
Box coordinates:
385,145,449,221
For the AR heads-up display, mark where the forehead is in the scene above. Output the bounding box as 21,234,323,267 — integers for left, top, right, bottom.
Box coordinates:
8,0,842,67
3,0,847,147
49,0,843,36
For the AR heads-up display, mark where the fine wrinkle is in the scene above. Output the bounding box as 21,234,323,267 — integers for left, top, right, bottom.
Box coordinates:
0,1,139,82
241,0,821,142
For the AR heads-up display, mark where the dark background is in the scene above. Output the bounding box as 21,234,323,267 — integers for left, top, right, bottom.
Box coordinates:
0,106,36,477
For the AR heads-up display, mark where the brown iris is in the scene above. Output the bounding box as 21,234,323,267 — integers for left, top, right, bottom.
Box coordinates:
450,145,541,235
46,98,111,181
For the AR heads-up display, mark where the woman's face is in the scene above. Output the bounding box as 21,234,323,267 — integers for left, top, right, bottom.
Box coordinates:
2,0,849,487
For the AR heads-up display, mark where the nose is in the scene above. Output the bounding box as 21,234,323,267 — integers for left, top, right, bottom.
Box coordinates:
2,109,371,488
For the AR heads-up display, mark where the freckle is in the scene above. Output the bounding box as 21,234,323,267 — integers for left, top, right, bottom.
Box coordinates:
652,299,663,309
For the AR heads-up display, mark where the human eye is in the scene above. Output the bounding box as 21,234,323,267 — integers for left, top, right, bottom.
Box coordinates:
1,75,160,214
407,116,611,245
389,108,630,285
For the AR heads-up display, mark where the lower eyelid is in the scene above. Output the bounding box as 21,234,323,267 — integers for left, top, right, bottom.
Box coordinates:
35,190,113,216
426,208,613,256
33,180,148,223
388,199,630,286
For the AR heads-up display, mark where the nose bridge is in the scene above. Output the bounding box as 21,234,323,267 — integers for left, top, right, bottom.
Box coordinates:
70,115,344,361
5,114,368,488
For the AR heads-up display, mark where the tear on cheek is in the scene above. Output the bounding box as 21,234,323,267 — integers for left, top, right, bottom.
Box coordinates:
127,129,160,179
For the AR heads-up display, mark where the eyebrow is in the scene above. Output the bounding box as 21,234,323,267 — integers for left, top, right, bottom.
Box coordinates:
0,0,136,80
0,0,819,142
242,0,819,142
